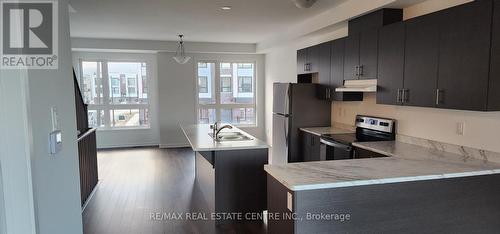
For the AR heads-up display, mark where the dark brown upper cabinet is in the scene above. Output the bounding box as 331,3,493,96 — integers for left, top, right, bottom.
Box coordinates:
344,9,402,80
377,0,500,111
489,0,500,111
377,22,405,106
331,38,363,101
297,45,320,74
317,42,332,100
436,0,492,111
359,29,379,79
297,48,307,75
343,30,379,80
348,9,404,35
403,13,440,108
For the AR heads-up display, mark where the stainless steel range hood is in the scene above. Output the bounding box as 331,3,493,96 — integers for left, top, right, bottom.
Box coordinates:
335,79,377,92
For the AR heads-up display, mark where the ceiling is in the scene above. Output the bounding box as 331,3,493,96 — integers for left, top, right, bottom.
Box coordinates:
68,0,348,43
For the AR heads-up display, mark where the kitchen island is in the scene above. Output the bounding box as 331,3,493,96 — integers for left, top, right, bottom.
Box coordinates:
265,141,500,233
181,124,269,231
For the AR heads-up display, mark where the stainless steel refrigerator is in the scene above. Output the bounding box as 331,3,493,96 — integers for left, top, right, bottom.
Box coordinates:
272,83,331,163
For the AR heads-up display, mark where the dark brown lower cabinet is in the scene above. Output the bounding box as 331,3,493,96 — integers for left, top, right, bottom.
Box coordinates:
267,174,500,234
301,131,321,162
194,148,268,231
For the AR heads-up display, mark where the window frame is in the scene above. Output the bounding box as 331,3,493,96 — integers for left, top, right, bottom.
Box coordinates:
238,76,253,93
195,60,257,127
198,76,209,93
78,59,151,130
220,76,232,93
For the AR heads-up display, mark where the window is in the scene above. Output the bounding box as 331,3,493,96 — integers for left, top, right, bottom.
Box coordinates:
237,63,253,69
197,61,256,126
221,77,232,92
199,76,208,93
238,76,252,93
79,60,150,129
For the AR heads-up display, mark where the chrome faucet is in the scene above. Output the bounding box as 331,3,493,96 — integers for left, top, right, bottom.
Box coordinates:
210,121,233,140
210,121,220,137
216,125,233,139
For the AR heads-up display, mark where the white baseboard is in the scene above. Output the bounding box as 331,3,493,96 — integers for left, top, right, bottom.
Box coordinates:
159,143,190,148
97,142,159,149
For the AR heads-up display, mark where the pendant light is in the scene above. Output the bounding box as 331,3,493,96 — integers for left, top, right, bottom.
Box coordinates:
173,35,191,64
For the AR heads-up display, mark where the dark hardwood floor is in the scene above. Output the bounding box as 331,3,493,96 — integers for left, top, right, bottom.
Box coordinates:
83,147,266,234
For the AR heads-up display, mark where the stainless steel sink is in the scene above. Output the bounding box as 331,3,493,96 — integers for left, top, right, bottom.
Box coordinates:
209,132,253,142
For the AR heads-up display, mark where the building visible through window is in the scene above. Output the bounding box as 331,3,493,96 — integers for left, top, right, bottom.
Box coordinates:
79,61,150,129
199,76,208,93
197,61,256,126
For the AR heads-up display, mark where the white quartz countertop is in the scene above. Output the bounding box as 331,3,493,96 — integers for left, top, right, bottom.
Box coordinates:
299,126,354,136
264,141,500,191
181,124,269,151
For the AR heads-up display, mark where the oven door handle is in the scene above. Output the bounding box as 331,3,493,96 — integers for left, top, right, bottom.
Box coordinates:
320,139,352,151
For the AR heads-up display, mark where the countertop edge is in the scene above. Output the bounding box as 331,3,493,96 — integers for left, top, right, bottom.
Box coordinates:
180,124,269,151
351,142,396,157
265,167,500,191
180,125,196,150
299,128,322,136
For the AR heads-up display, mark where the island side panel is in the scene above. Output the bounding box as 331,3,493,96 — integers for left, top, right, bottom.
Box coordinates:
293,174,500,234
193,152,216,234
267,175,295,234
214,148,268,222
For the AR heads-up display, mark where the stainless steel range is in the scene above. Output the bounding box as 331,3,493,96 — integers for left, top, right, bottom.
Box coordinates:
319,115,396,160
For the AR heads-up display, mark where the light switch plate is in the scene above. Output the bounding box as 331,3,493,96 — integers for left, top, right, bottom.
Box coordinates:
51,107,59,130
287,192,293,212
457,122,465,136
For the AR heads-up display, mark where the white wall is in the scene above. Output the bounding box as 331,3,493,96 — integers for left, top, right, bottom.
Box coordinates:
25,0,84,232
262,0,488,165
0,162,6,234
0,0,83,233
157,52,266,147
72,52,160,148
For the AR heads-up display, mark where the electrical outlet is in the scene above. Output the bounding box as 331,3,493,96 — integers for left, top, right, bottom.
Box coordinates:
456,122,465,136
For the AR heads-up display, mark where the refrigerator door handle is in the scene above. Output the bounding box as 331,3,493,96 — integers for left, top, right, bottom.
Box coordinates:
284,116,288,147
284,84,290,116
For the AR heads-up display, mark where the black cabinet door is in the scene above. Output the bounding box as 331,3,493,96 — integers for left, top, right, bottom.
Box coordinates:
310,134,321,161
301,131,312,162
297,49,307,74
343,34,360,80
377,22,405,105
359,29,379,79
317,42,331,100
403,14,440,108
489,0,500,111
437,0,492,111
307,45,320,73
317,42,331,86
331,38,345,100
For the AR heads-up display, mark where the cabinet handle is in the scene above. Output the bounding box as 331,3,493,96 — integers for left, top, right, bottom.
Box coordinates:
403,89,409,103
327,88,331,99
397,89,402,103
359,65,364,76
436,89,442,105
354,66,359,76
